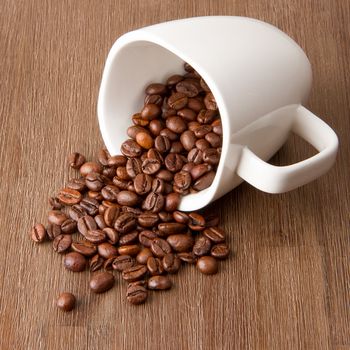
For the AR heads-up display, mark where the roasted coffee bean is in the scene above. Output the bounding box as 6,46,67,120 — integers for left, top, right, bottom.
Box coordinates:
139,230,157,247
126,158,142,178
169,141,184,154
88,190,103,201
104,206,121,227
108,155,127,167
136,132,154,149
158,222,187,235
183,62,194,72
203,226,225,243
154,135,171,153
99,204,107,215
177,108,197,122
48,210,67,226
141,103,161,120
173,185,189,195
174,171,191,191
138,212,159,228
166,74,184,87
144,94,163,106
182,162,195,172
173,211,189,224
134,173,152,195
136,248,153,265
46,223,61,240
193,235,211,256
142,158,161,175
156,169,173,182
202,148,220,165
195,138,210,151
77,215,97,236
167,234,194,252
80,162,102,176
151,178,165,194
84,229,106,244
199,77,210,91
188,121,201,131
64,252,86,272
66,178,86,192
145,83,167,95
94,214,107,229
187,148,203,164
197,109,217,124
71,241,97,257
53,234,72,253
30,223,46,243
205,132,221,148
122,206,142,215
127,125,148,140
211,243,229,259
162,253,181,273
193,171,216,191
132,113,149,126
121,139,142,158
160,128,178,141
122,265,147,282
126,284,148,305
149,119,164,136
117,191,139,206
147,256,164,275
196,256,218,275
211,119,222,135
204,92,217,110
164,192,181,212
119,230,139,245
168,92,188,110
103,227,119,244
176,79,201,97
142,192,164,213
187,97,205,112
147,148,163,162
80,197,99,216
97,148,110,166
164,153,184,172
49,197,62,210
178,252,197,264
116,166,131,180
85,173,105,191
103,257,115,270
56,292,76,312
190,163,211,180
61,218,77,234
113,176,131,190
102,200,120,209
151,238,171,257
112,255,135,271
188,212,206,231
97,242,118,259
162,107,177,118
114,212,137,234
166,116,187,134
101,185,119,202
158,211,173,222
90,254,105,271
194,124,212,138
68,152,86,169
180,130,196,151
118,244,140,256
90,272,115,293
148,275,172,290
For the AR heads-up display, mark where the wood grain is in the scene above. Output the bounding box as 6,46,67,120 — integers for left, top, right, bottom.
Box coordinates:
0,0,349,349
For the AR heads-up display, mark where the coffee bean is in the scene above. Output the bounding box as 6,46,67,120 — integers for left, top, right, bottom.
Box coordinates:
188,121,201,131
113,176,132,190
174,171,191,191
136,132,154,149
193,235,211,256
80,162,102,177
162,253,181,273
132,113,149,126
118,244,140,256
169,141,184,154
112,255,135,271
136,248,153,265
71,241,97,257
103,227,119,244
142,192,164,213
151,238,171,257
90,254,105,271
151,178,165,194
193,171,216,191
84,229,106,244
80,197,99,216
173,211,189,224
205,132,221,148
180,130,196,151
141,103,161,120
90,272,115,293
48,210,67,226
203,226,225,243
66,178,86,192
138,212,159,228
147,148,164,163
104,206,121,227
134,173,152,195
122,265,147,282
88,191,103,201
176,79,201,97
199,78,210,92
177,252,197,264
68,152,86,169
85,173,105,191
108,155,127,167
166,74,184,87
97,148,110,166
115,212,137,234
196,256,218,274
202,148,220,165
139,230,157,247
167,234,194,252
145,83,167,95
77,215,97,236
97,242,118,259
103,257,115,270
147,256,164,275
64,252,86,272
177,108,197,122
197,109,216,124
211,243,229,259
187,97,205,112
188,212,206,231
116,166,131,180
158,222,187,235
57,292,76,312
142,158,161,175
94,214,107,229
168,92,188,110
166,116,187,134
49,197,62,210
164,153,183,172
127,125,148,140
99,204,107,215
195,138,210,151
119,230,139,245
149,119,165,136
158,211,173,223
53,234,72,253
121,139,142,158
126,158,142,179
30,223,46,243
46,223,61,240
100,185,119,203
190,164,211,180
126,284,148,305
144,94,163,106
148,275,172,290
211,119,222,135
204,92,217,110
61,218,77,234
156,169,173,182
154,135,171,153
164,192,180,212
122,206,143,215
117,191,139,206
160,128,178,141
194,124,212,138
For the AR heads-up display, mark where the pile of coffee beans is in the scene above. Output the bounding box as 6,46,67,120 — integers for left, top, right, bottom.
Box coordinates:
30,62,230,309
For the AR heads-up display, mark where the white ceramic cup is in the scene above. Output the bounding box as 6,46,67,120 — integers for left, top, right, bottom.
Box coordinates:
98,16,338,211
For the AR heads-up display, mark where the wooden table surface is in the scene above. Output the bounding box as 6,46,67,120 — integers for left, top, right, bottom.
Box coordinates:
1,1,349,349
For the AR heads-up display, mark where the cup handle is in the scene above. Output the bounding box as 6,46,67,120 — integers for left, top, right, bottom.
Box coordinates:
236,105,339,193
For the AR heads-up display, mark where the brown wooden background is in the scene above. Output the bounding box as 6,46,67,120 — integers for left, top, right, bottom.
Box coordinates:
0,0,349,349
